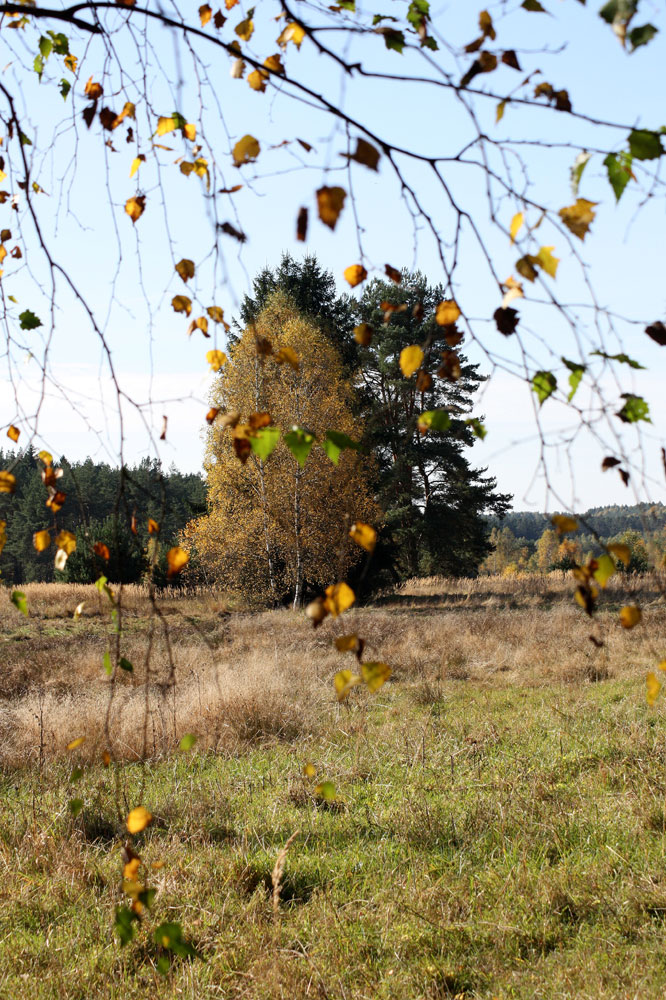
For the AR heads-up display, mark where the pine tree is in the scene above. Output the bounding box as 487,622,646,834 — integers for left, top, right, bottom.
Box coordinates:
354,272,511,580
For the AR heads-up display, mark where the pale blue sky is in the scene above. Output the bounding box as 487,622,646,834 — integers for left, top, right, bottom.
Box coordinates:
1,0,664,511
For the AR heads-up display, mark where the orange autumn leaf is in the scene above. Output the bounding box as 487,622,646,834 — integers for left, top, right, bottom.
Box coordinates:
166,546,189,577
343,264,367,288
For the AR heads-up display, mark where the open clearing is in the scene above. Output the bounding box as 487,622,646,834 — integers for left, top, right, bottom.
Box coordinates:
1,575,666,999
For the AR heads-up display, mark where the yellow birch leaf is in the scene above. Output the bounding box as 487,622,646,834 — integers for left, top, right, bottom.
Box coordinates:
303,762,316,778
38,451,53,465
126,806,153,834
172,295,192,316
608,542,631,567
334,633,360,652
400,345,424,377
593,553,616,588
435,300,461,326
349,521,377,553
156,116,176,136
647,671,661,707
55,530,76,555
354,323,373,346
183,123,196,141
67,736,85,750
510,211,524,243
166,546,189,577
535,245,559,278
343,264,367,287
0,471,16,493
619,605,641,629
496,99,506,124
199,3,212,26
206,349,227,371
263,53,285,73
658,660,666,672
361,661,391,693
235,16,254,41
248,69,268,92
551,514,578,534
232,134,260,166
334,669,361,701
316,186,346,229
7,425,19,442
558,198,597,241
129,155,145,178
175,258,195,282
125,196,146,223
323,582,355,617
207,306,225,324
277,21,306,48
33,530,51,552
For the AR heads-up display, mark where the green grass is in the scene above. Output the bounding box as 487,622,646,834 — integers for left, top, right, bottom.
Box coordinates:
2,673,666,998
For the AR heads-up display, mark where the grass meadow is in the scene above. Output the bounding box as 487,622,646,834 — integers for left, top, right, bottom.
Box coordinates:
1,573,666,998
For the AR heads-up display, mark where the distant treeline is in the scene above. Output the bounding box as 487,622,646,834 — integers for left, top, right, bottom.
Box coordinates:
0,449,206,585
488,504,666,541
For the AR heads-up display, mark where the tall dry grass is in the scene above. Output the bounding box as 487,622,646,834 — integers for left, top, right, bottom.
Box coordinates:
1,575,663,768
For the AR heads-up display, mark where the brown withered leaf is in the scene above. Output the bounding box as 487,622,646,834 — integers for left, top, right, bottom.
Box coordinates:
248,411,271,431
460,50,497,87
175,258,195,282
412,301,424,321
296,206,308,242
438,351,461,381
218,184,242,194
94,542,110,560
385,264,401,284
619,468,630,487
98,107,118,131
415,370,432,392
125,196,146,223
187,316,210,338
493,306,519,336
233,436,252,463
645,321,666,346
84,77,103,100
558,198,597,241
46,490,66,512
214,9,226,27
82,104,97,129
601,456,620,471
199,3,212,25
255,335,273,357
316,186,346,229
206,407,221,424
443,325,463,347
159,416,167,441
344,138,380,171
501,49,521,70
219,221,247,242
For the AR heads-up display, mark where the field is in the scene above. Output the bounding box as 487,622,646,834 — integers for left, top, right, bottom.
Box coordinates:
1,574,666,999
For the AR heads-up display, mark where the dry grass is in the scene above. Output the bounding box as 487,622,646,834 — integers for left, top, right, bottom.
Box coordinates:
2,576,666,997
1,574,664,768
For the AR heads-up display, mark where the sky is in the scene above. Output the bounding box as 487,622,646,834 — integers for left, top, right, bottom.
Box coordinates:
0,0,664,512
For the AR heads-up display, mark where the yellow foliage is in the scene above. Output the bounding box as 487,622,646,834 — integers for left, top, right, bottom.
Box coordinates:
185,292,377,603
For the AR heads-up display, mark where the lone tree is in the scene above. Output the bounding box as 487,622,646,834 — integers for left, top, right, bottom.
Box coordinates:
186,290,376,606
355,272,511,580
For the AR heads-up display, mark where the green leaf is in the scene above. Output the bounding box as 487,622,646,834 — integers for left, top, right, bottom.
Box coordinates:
119,657,134,673
19,131,32,147
179,733,197,751
465,417,487,440
114,905,138,946
418,410,451,432
47,30,70,55
39,35,53,58
629,23,658,49
154,922,197,959
103,651,112,676
562,358,585,401
138,887,157,909
617,393,651,424
591,350,645,369
570,151,591,197
628,129,663,161
33,55,45,79
338,0,355,9
18,310,43,330
532,371,557,405
314,780,337,801
156,956,171,976
381,29,405,52
10,590,28,617
407,0,429,29
283,427,316,467
603,151,633,202
59,78,71,101
70,765,84,783
321,430,359,465
249,426,280,462
599,0,637,26
68,797,84,817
